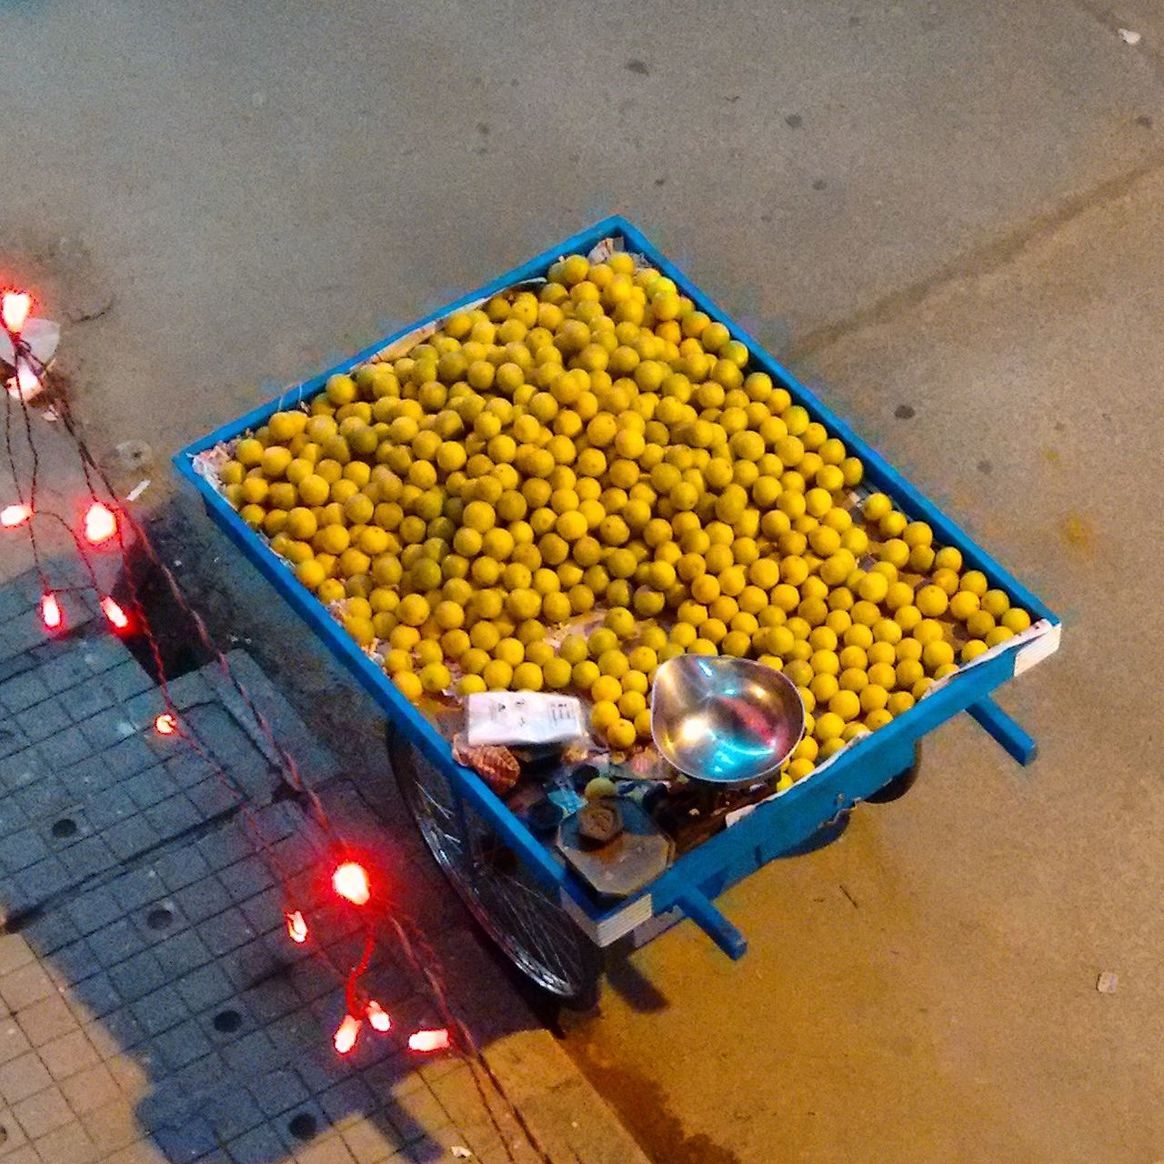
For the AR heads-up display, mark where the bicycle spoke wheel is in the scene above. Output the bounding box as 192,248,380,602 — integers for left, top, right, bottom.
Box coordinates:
390,730,601,1007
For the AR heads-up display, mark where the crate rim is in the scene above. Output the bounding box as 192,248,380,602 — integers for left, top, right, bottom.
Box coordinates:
175,214,1060,933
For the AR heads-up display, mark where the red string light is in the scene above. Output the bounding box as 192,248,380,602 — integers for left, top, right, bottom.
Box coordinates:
366,1000,391,1033
84,501,118,544
1,291,30,335
4,288,550,1163
285,910,309,944
154,712,178,736
1,503,32,527
332,861,371,906
40,592,63,630
408,1028,451,1054
333,1014,361,1055
100,596,129,630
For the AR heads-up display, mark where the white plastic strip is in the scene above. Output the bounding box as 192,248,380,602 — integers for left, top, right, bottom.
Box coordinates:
562,890,654,947
1014,619,1062,676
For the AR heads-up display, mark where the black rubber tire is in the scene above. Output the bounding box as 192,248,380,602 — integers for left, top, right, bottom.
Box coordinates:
865,742,923,803
388,727,601,1010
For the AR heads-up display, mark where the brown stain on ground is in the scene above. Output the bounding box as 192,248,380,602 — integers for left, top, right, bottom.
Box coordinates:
569,1054,742,1164
1061,513,1094,552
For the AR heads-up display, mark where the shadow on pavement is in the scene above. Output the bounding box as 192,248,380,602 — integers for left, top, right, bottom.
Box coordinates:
0,509,546,1163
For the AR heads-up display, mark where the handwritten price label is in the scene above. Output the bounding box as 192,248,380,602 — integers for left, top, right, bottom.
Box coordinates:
465,692,585,747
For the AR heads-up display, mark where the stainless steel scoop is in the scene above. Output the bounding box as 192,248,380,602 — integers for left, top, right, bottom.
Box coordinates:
650,655,806,785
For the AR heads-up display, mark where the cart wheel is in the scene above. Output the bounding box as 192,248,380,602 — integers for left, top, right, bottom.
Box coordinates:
388,729,602,1010
865,743,923,803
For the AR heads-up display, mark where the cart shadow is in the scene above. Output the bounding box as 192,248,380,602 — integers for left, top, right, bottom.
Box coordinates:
0,537,544,1164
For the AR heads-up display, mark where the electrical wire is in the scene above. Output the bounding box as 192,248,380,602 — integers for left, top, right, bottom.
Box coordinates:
1,312,547,1163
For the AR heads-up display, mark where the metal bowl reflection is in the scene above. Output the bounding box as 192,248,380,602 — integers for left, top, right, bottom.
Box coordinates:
650,656,806,785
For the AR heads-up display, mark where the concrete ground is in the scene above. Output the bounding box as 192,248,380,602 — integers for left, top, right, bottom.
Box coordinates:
567,146,1164,1164
2,1,1163,1161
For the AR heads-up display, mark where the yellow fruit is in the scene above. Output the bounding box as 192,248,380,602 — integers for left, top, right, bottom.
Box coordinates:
934,546,962,572
598,649,629,679
543,657,573,689
932,568,960,597
922,640,954,671
415,639,443,667
787,758,815,782
966,610,995,639
512,662,543,691
912,619,944,647
814,712,845,742
960,570,988,597
949,590,980,621
483,660,513,690
863,493,892,522
895,638,922,663
902,521,932,548
978,589,1010,618
298,474,329,506
1002,608,1031,633
915,585,948,617
961,639,989,663
607,718,637,751
591,700,620,732
895,604,922,633
394,671,423,701
810,649,840,677
317,525,350,555
880,538,910,569
296,560,326,591
829,689,861,721
985,626,1015,648
857,571,888,604
398,594,430,627
886,691,915,716
420,663,451,694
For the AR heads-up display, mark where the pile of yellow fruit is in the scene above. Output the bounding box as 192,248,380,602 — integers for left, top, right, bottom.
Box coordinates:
216,250,1032,784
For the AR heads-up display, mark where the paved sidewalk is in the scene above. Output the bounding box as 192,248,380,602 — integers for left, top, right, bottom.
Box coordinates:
0,565,646,1164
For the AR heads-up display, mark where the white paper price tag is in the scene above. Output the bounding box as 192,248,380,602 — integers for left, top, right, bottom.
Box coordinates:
465,692,585,747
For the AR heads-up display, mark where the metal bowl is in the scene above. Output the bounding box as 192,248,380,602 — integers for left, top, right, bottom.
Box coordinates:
650,656,806,785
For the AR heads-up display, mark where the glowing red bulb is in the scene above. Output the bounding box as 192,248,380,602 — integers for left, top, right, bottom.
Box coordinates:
285,910,308,944
334,1014,361,1055
101,596,129,630
366,1000,391,1033
408,1028,450,1053
1,503,32,528
84,502,118,545
332,861,371,906
40,593,63,631
154,713,177,736
2,292,31,335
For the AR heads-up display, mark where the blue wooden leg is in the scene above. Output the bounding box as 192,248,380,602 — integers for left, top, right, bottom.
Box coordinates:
677,888,748,960
968,697,1037,765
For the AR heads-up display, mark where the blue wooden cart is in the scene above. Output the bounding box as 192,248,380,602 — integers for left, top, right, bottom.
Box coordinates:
176,216,1060,1006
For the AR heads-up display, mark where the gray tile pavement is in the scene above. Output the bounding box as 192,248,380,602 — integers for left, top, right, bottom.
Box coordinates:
0,569,521,1164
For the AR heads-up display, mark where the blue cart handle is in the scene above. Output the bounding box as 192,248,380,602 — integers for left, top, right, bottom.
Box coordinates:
677,888,748,960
